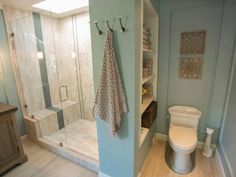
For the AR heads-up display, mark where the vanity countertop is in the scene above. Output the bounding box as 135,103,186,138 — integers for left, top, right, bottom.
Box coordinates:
0,103,17,116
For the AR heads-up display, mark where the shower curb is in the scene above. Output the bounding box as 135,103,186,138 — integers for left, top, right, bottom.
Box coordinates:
37,138,99,173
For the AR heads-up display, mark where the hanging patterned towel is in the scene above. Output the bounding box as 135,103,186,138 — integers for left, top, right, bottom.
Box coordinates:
94,31,128,138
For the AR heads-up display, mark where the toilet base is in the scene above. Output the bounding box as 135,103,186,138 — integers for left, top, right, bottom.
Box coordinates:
165,143,196,175
170,151,192,174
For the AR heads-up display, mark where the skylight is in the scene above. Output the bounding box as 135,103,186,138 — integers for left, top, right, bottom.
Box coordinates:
32,0,88,14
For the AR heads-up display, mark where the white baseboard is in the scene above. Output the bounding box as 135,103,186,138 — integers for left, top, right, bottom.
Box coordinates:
215,148,226,177
20,134,28,142
155,133,214,149
219,144,235,177
155,133,168,141
99,172,111,177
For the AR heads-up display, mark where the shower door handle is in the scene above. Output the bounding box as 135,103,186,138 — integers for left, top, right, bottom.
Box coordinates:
59,85,68,102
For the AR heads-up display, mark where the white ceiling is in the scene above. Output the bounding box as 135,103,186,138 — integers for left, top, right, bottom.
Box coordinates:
0,0,43,12
0,0,89,18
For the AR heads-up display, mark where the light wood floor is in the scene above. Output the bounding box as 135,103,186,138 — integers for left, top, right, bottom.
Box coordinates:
3,139,222,177
141,140,223,177
3,139,97,177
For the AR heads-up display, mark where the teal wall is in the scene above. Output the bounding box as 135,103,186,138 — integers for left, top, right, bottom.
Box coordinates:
218,2,236,176
89,0,137,176
0,9,25,135
157,0,235,144
89,0,159,176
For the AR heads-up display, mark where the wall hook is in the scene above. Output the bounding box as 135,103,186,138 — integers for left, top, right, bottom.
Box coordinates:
106,20,113,32
119,17,126,32
94,21,103,35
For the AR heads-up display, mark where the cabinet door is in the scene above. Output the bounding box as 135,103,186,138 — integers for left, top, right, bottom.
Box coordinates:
0,115,20,167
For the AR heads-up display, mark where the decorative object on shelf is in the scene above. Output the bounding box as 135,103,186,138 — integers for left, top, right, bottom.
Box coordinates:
143,83,153,99
142,88,148,104
143,25,151,50
179,30,206,80
94,31,128,138
143,59,153,78
142,88,148,96
142,101,157,128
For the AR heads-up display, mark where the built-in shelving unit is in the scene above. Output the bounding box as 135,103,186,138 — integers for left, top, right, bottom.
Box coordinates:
139,0,158,147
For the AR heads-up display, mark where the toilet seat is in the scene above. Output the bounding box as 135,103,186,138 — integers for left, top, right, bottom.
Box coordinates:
169,125,197,151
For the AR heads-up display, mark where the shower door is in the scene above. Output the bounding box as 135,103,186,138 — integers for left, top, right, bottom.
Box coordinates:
40,13,83,148
42,12,95,151
8,12,68,146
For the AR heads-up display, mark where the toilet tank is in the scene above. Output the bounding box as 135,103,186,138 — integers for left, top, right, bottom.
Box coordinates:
168,105,202,129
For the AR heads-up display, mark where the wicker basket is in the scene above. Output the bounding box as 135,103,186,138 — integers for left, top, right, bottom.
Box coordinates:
142,101,157,128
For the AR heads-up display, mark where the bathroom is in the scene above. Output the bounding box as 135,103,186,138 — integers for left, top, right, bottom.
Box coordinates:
0,0,236,177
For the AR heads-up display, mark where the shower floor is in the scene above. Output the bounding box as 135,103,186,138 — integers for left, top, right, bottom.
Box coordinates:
44,119,99,161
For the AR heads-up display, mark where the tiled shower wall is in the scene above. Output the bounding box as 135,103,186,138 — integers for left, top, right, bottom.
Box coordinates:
4,6,94,121
74,12,94,121
40,12,94,120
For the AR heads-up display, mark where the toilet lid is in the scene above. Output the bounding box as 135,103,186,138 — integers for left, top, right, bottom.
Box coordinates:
169,125,197,150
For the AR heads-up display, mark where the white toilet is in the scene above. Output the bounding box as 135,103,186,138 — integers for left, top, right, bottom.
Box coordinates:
168,105,202,174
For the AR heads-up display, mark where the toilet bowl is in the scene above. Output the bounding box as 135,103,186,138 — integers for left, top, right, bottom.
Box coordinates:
168,105,201,174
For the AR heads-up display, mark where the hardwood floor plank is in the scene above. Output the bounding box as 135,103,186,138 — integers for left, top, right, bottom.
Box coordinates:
141,140,223,177
3,139,97,177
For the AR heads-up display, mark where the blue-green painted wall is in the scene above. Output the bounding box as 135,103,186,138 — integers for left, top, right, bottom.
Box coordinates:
0,9,25,135
218,2,236,176
89,0,158,176
157,0,236,144
89,0,137,176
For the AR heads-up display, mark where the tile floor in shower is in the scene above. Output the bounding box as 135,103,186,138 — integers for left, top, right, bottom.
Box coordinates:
44,119,99,161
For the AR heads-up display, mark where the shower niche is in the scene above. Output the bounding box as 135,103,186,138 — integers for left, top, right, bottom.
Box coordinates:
3,6,98,172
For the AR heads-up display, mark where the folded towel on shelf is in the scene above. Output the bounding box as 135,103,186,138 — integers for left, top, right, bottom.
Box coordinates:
94,31,128,138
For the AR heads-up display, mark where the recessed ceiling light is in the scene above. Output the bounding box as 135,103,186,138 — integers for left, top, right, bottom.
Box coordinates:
32,0,88,14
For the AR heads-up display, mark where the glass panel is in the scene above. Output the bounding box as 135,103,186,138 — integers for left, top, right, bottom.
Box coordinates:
6,7,67,147
0,56,8,103
64,12,98,160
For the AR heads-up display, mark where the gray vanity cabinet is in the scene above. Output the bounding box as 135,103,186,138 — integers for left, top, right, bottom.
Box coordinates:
0,103,27,175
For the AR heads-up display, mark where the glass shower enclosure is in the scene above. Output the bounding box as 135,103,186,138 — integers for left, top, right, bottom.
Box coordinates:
4,6,98,161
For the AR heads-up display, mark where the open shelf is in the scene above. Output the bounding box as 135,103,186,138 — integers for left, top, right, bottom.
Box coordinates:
140,127,149,145
143,48,153,53
141,97,154,114
142,74,155,84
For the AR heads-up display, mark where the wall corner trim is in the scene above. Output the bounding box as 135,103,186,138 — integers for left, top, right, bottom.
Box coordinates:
215,147,227,177
155,133,215,150
217,143,235,177
99,172,111,177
